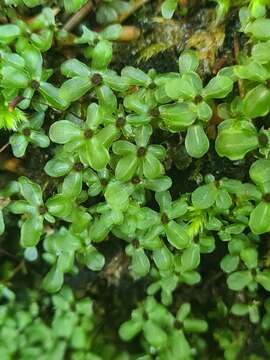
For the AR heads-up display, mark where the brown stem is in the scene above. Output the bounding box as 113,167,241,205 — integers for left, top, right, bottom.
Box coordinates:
8,95,25,112
118,0,150,23
0,248,17,260
7,260,25,280
233,32,245,98
0,142,10,153
63,0,93,32
212,54,228,75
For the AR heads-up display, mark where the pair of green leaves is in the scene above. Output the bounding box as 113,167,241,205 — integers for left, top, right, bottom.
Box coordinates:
119,296,173,348
152,191,190,250
231,302,260,324
59,58,128,103
221,235,258,274
191,181,232,211
227,268,270,292
49,103,118,171
10,112,49,157
43,228,105,293
249,159,270,234
0,45,67,110
119,297,207,357
113,125,166,181
163,50,233,119
9,177,54,247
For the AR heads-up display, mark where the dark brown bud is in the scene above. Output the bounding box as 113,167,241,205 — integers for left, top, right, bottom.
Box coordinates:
161,212,169,225
84,129,93,138
258,133,268,147
195,95,203,103
73,163,84,172
149,108,160,118
263,193,270,203
116,117,126,128
31,80,40,90
137,147,147,157
131,176,141,185
39,206,47,215
91,73,103,86
22,128,31,137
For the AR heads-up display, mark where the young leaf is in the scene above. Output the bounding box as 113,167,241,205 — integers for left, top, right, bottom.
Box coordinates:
249,201,270,235
181,244,200,271
185,124,209,158
59,77,92,102
192,183,217,209
143,320,168,348
161,0,177,19
249,159,270,194
49,120,82,144
202,76,233,99
19,177,43,207
43,266,64,293
227,270,252,291
256,270,270,291
243,84,270,118
21,215,43,247
0,24,20,44
179,50,199,74
132,248,150,278
119,320,143,341
165,221,190,249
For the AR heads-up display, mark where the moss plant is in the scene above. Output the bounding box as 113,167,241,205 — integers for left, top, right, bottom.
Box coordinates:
1,1,270,359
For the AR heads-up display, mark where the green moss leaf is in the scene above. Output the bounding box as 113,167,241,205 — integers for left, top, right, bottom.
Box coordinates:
192,183,217,209
165,221,190,249
215,119,258,160
202,76,233,99
185,124,209,158
21,215,43,247
227,270,252,291
243,84,270,118
59,76,93,103
49,120,82,144
0,24,20,44
249,201,270,235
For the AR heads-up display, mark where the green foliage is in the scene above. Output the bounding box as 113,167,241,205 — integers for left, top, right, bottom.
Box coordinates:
0,285,129,360
1,1,270,359
119,296,207,357
10,112,49,156
161,0,179,19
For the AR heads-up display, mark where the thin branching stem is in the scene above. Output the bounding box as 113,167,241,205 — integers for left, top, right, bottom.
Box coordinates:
63,0,94,32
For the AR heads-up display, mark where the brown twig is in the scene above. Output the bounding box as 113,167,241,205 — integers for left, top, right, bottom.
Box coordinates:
118,0,150,23
212,54,228,75
63,0,93,32
7,260,25,280
0,142,10,153
233,32,245,98
0,248,17,260
8,95,25,112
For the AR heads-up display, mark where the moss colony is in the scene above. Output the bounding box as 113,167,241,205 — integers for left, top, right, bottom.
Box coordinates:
1,0,270,359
